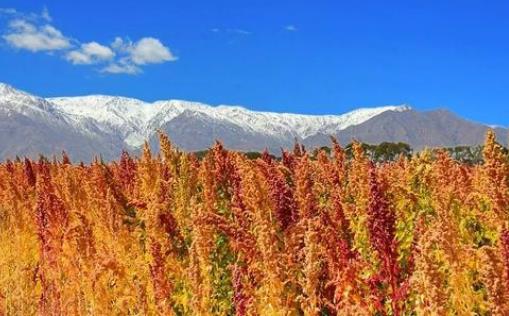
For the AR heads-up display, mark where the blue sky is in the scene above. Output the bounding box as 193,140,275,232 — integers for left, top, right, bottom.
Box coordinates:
0,1,508,126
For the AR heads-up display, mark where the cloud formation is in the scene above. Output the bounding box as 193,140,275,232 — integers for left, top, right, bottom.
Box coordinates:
0,7,177,75
66,42,115,65
3,19,71,52
130,37,176,64
101,62,141,75
100,37,176,74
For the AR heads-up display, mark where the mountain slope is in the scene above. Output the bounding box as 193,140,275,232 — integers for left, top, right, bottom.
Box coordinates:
304,109,508,149
0,82,506,160
0,84,127,161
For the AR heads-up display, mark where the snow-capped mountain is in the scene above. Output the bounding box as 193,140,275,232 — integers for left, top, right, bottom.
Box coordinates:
0,83,127,161
49,93,410,147
0,83,62,118
0,82,506,161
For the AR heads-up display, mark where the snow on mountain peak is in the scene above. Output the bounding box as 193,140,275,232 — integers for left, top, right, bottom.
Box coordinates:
0,82,31,99
45,93,412,147
0,83,57,115
49,95,151,126
0,83,413,149
0,83,15,95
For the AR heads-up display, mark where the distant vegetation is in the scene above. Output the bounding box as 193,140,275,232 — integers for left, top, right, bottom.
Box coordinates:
195,140,506,165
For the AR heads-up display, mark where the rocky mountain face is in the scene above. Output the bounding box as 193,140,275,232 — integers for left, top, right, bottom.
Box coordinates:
0,82,506,161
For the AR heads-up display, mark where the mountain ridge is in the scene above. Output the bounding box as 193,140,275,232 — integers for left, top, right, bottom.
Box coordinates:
47,93,411,147
0,82,506,161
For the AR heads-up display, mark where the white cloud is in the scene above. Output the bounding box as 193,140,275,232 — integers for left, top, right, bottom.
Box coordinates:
1,7,52,22
285,25,297,32
66,50,90,64
129,37,176,65
66,42,115,65
101,37,177,74
83,42,115,60
3,19,71,52
8,19,35,33
101,62,141,75
111,37,127,51
1,8,177,75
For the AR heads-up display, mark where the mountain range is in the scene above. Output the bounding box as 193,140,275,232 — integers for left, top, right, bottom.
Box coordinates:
0,82,506,162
